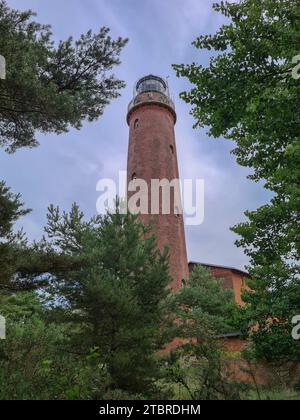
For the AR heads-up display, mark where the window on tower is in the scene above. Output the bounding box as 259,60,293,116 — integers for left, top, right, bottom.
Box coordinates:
174,206,182,218
134,119,139,129
170,145,174,154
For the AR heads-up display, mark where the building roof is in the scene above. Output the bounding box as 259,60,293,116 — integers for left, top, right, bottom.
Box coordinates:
189,261,250,277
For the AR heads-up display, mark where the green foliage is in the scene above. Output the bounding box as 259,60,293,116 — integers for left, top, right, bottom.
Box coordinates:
165,265,237,340
0,181,86,294
0,203,172,399
0,0,127,291
0,0,127,152
0,181,30,293
34,203,172,396
162,266,242,400
174,0,300,364
0,293,115,400
0,181,29,239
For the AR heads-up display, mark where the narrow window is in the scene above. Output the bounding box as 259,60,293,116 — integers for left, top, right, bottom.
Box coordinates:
174,206,181,218
170,145,174,154
134,119,139,129
132,172,137,183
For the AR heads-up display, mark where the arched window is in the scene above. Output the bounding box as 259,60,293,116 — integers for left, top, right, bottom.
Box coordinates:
132,172,137,183
134,119,139,129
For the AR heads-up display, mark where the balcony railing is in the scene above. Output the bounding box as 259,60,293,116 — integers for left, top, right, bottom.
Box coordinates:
127,92,176,115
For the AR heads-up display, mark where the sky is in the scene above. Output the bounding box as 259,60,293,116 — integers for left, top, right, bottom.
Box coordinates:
1,0,271,271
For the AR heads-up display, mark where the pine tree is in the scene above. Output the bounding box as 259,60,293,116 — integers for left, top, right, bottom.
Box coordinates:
0,0,127,152
36,203,172,395
163,266,241,400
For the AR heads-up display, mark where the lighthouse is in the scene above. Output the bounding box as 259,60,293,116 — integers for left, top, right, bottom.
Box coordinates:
126,75,189,290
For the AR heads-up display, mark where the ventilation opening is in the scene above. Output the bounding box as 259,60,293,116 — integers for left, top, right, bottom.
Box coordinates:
134,119,140,129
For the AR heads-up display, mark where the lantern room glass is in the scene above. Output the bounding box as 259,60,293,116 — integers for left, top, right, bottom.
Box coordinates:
136,75,167,95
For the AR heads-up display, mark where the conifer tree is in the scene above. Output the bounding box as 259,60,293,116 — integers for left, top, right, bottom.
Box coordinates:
0,0,127,152
37,203,171,395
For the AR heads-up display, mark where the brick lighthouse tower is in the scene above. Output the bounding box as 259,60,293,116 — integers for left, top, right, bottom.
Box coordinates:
126,75,189,290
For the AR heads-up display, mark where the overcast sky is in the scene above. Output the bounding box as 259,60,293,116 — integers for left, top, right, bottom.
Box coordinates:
1,0,271,270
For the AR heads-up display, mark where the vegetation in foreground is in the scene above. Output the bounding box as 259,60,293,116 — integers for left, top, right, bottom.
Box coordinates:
0,0,299,400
